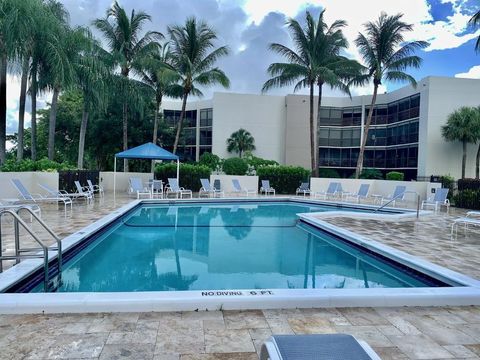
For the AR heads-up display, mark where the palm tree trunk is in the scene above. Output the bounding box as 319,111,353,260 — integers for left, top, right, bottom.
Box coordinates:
314,81,323,178
0,54,7,165
462,140,467,179
77,105,89,169
476,143,480,179
17,58,29,161
309,81,316,176
355,83,379,178
151,97,161,173
123,102,128,172
173,92,188,154
30,66,37,161
47,86,60,161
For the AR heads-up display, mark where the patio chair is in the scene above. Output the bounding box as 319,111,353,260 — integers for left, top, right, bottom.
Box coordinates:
451,214,480,238
0,201,42,220
345,184,370,203
296,182,311,197
260,180,275,196
260,334,381,360
150,179,164,199
421,188,450,212
129,177,152,199
11,179,72,214
231,179,257,196
87,179,104,198
166,178,192,199
74,181,94,203
314,182,340,200
381,185,407,206
199,178,224,198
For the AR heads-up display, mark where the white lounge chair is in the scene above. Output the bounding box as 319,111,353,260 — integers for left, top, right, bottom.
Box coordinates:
11,179,72,214
166,178,192,199
199,179,224,198
345,183,370,203
260,334,381,360
314,182,340,200
74,181,94,203
232,179,257,196
381,185,407,206
87,179,104,198
451,213,480,238
296,182,311,197
260,180,275,196
422,188,450,212
129,178,152,199
0,201,42,219
150,179,164,199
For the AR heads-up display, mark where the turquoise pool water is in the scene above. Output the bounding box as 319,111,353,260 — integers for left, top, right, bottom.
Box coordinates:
33,202,438,292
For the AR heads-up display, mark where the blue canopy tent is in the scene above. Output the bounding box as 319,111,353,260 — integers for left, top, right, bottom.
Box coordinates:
114,142,179,197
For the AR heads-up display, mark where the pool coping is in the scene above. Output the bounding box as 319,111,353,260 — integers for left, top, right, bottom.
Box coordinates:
0,197,479,313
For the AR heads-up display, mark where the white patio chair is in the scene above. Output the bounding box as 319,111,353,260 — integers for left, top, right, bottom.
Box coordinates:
381,185,407,207
199,178,224,198
74,181,94,203
0,201,42,220
314,182,340,200
345,183,370,203
296,182,311,197
129,177,152,199
260,334,381,360
166,178,192,199
260,180,275,196
87,179,104,198
11,179,72,214
422,188,450,212
451,215,480,238
150,179,164,199
231,179,257,196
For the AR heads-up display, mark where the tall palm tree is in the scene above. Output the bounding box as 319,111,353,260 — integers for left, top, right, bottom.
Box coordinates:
139,45,182,170
354,13,428,178
262,11,362,177
475,107,480,179
226,128,255,158
93,1,162,171
469,9,480,52
442,107,478,179
168,17,230,155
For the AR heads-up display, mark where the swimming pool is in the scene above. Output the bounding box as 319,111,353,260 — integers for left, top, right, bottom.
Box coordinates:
1,198,479,313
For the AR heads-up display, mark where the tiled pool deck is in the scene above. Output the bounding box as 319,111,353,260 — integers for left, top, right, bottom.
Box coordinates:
0,194,479,359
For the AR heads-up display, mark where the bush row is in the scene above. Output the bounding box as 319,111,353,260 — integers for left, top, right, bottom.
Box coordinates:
154,163,211,192
457,178,480,191
0,158,75,172
454,189,480,210
257,166,310,194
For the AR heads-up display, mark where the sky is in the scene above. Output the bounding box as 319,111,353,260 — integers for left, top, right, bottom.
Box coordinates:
5,0,480,136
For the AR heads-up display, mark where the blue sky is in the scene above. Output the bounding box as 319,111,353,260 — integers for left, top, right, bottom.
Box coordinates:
5,0,480,135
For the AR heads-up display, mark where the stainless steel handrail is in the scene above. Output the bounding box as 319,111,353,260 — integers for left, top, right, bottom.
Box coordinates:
375,190,421,218
0,207,62,292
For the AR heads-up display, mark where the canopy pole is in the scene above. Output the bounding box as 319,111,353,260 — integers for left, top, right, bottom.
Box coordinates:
113,157,117,202
176,159,180,185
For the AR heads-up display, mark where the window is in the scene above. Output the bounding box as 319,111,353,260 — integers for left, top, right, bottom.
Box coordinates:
341,129,352,147
329,129,341,147
319,128,329,146
200,129,212,145
200,108,213,127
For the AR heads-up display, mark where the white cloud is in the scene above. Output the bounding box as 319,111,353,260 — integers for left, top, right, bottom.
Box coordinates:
455,65,480,78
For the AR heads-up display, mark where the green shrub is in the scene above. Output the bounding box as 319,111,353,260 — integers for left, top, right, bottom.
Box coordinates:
386,171,404,181
198,152,221,171
222,157,248,175
318,168,340,178
457,178,480,191
244,153,278,170
155,163,211,191
0,157,74,172
453,189,480,210
358,168,383,179
440,174,455,201
256,165,310,194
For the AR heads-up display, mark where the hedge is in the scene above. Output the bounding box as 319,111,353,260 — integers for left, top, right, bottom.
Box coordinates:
454,189,480,210
223,157,248,175
198,152,221,171
155,163,211,192
244,154,278,170
457,178,480,191
386,171,404,181
358,168,383,179
318,168,340,178
256,165,310,194
0,157,75,172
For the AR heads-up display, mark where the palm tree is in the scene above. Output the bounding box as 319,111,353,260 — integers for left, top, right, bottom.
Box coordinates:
262,11,362,177
473,107,480,179
469,9,480,52
93,1,162,171
226,128,255,158
442,107,479,179
168,17,230,155
139,45,182,170
353,12,428,178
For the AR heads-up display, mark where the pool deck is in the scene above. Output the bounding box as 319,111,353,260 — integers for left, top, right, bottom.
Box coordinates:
0,194,479,359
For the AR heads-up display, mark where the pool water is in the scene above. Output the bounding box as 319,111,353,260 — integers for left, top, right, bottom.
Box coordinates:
33,202,439,292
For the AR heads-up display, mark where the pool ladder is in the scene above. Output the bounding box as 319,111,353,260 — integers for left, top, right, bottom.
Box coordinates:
0,207,62,292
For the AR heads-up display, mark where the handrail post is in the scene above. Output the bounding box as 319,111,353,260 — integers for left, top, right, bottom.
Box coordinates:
417,194,420,219
14,217,20,265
